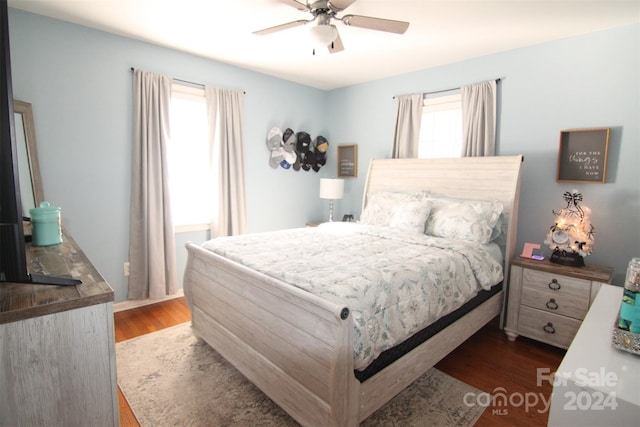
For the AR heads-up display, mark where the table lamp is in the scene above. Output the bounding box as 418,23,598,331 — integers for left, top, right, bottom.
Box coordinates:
319,178,344,222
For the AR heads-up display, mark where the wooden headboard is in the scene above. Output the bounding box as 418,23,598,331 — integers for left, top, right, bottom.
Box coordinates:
362,156,524,288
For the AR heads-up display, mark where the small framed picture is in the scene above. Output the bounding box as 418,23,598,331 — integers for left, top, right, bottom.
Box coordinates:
557,128,610,183
337,144,357,178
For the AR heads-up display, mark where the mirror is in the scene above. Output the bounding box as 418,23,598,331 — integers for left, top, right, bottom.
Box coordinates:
13,100,44,217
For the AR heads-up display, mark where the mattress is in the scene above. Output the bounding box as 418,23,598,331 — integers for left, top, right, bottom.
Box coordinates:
201,222,504,370
355,281,502,381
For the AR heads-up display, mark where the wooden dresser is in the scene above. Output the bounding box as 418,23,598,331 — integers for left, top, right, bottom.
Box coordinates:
0,229,119,426
504,257,613,349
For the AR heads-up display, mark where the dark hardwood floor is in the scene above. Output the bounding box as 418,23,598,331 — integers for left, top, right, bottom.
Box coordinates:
114,297,564,426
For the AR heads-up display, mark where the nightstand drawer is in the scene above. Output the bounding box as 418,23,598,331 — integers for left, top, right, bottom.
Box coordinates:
522,268,590,295
518,306,581,348
521,285,589,319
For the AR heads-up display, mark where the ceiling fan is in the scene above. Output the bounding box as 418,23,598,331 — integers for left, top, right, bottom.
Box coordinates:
253,0,410,54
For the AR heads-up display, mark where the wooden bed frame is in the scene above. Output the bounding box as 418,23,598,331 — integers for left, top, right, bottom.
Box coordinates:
184,156,523,426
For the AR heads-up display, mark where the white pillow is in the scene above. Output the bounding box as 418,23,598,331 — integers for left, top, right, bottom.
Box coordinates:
425,197,503,244
360,191,431,233
388,199,432,234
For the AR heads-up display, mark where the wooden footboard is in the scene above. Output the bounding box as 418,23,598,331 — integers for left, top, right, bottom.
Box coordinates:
184,243,360,427
185,242,503,426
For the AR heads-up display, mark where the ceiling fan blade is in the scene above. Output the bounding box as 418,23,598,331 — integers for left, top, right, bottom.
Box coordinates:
328,0,358,12
253,20,309,36
328,31,345,53
342,14,409,34
280,0,309,11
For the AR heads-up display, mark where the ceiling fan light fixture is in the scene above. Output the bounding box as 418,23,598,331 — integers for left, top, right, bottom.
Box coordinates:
309,24,338,45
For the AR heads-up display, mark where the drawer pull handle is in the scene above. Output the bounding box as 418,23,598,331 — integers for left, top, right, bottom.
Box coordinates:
543,322,556,334
546,298,559,310
548,279,561,290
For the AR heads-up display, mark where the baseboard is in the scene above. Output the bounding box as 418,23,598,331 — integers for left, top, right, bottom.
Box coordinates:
113,288,185,313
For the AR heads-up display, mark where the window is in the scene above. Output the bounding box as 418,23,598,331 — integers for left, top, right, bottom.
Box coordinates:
417,92,463,158
167,83,216,231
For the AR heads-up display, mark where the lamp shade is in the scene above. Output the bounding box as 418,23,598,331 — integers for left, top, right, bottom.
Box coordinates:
309,24,338,46
319,178,344,200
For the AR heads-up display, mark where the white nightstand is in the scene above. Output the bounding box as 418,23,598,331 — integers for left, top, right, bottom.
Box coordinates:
505,257,613,348
548,284,640,426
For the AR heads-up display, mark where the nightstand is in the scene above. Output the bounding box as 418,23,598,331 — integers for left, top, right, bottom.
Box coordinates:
504,257,613,349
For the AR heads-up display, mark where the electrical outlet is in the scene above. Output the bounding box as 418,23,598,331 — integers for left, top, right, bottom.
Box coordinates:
123,262,130,277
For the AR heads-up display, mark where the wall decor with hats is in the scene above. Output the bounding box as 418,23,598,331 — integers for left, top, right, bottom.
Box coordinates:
265,127,330,172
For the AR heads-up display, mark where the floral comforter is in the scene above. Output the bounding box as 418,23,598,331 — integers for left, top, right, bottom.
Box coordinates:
201,222,503,370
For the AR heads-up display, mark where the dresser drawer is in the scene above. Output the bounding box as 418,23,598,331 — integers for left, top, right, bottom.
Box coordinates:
521,285,589,319
518,306,581,348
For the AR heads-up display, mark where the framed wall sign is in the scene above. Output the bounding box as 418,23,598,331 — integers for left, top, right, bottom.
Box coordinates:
338,144,358,178
556,128,610,183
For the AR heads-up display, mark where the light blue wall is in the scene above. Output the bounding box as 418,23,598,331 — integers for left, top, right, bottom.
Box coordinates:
328,24,640,284
9,9,333,302
9,7,639,301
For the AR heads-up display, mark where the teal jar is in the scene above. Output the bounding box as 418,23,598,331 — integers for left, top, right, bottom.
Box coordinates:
29,201,62,246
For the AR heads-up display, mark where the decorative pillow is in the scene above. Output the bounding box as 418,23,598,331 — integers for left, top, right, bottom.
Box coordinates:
360,191,430,233
425,197,504,244
388,199,432,234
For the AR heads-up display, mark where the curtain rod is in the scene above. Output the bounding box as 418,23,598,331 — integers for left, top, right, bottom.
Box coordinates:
129,67,245,93
393,77,502,99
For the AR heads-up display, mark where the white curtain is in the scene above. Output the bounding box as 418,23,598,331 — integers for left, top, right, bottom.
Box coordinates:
205,87,248,237
461,80,497,157
128,69,178,300
391,94,423,158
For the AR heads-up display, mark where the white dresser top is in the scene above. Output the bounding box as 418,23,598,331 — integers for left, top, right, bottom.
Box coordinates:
555,284,640,406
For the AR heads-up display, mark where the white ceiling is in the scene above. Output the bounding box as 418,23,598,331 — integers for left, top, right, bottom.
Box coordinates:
8,0,640,90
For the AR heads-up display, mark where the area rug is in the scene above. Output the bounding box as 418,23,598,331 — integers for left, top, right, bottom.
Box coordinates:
116,323,486,426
